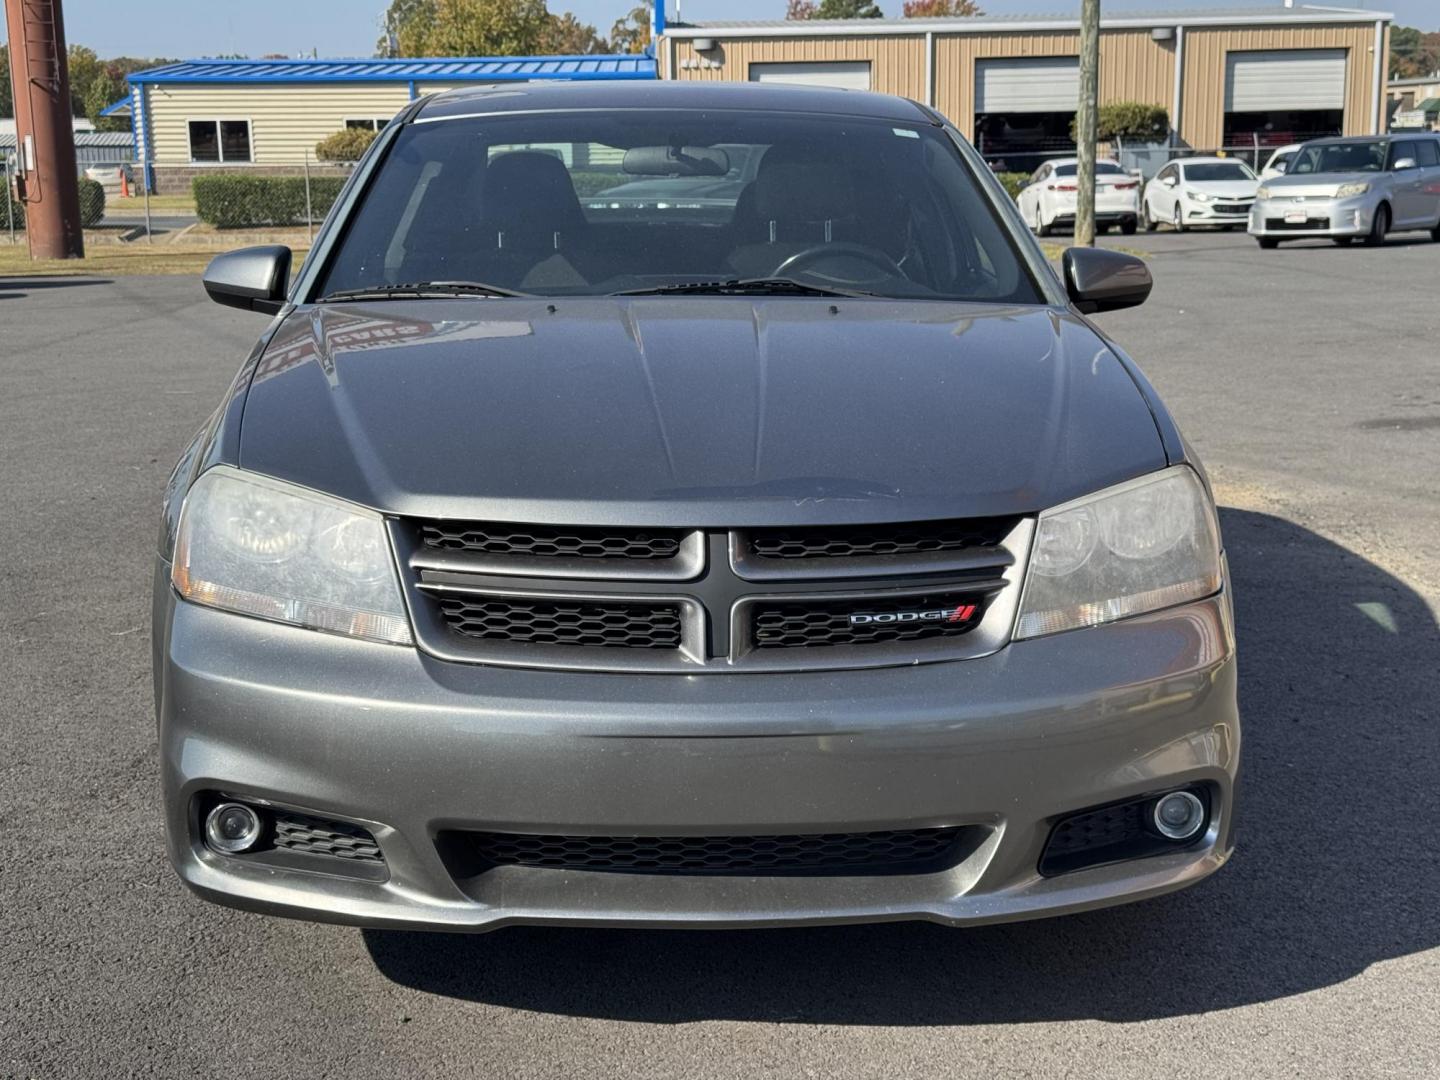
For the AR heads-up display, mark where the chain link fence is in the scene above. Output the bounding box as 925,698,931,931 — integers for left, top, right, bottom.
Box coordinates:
187,153,356,243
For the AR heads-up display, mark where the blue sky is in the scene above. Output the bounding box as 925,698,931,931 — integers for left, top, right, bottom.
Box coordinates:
4,2,1432,58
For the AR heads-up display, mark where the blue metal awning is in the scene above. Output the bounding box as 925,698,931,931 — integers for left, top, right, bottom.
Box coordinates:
126,55,656,85
101,97,132,117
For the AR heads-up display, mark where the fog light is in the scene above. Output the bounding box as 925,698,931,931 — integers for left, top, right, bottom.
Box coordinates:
205,802,264,853
1151,790,1206,840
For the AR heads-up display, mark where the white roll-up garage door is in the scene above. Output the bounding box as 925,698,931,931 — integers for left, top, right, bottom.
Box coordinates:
1225,50,1346,111
749,62,872,91
975,57,1080,112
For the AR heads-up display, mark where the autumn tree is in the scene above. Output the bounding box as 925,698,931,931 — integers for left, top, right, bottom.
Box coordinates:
608,5,652,54
903,0,983,16
1390,26,1440,80
541,12,606,54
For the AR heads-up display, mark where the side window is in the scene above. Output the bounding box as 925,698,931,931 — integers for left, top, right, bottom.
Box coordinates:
1386,142,1416,170
1157,164,1175,182
1414,140,1440,168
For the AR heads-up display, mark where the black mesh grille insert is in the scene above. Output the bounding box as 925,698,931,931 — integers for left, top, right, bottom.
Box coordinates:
272,812,384,863
751,591,989,649
443,827,966,876
1265,216,1331,231
421,521,683,560
1038,787,1211,877
437,595,682,649
748,518,1015,560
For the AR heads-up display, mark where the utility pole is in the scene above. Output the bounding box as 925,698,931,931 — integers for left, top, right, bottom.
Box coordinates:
1075,0,1100,247
3,0,85,259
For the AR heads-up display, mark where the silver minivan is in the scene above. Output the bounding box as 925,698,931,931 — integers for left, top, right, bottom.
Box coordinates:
1249,134,1440,247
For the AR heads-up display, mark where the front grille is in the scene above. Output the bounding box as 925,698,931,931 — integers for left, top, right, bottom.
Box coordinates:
422,521,683,561
1213,203,1250,214
748,518,1014,560
272,811,384,863
397,515,1029,673
751,591,989,649
437,594,682,649
1266,216,1330,231
440,827,967,877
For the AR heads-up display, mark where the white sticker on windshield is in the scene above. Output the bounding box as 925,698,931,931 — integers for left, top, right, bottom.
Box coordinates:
892,128,920,139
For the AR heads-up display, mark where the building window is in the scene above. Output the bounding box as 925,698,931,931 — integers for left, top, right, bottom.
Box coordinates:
188,119,252,163
344,118,390,132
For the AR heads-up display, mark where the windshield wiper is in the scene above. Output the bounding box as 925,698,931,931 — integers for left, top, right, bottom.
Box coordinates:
613,277,877,299
318,280,529,302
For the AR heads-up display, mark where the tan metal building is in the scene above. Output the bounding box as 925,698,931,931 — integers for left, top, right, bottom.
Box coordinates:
659,6,1391,164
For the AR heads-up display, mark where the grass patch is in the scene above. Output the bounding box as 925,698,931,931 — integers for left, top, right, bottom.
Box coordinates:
105,193,198,216
0,241,309,277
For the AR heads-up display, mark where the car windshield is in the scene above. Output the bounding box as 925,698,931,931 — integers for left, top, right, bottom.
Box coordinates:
1052,162,1125,177
317,110,1043,303
1289,141,1387,174
1184,162,1255,182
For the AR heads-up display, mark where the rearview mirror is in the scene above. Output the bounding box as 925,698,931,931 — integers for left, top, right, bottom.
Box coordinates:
202,245,292,315
1062,247,1153,314
1392,157,1418,171
623,146,730,177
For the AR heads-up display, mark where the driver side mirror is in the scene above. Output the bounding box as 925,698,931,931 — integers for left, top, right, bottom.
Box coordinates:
1392,157,1418,171
202,245,292,314
1161,175,1177,187
1273,160,1289,174
1062,247,1153,314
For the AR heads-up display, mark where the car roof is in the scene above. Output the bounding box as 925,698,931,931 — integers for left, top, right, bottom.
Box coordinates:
1176,157,1253,169
1042,157,1122,167
415,79,932,124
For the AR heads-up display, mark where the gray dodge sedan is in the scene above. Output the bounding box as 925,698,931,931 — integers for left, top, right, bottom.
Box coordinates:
155,82,1238,932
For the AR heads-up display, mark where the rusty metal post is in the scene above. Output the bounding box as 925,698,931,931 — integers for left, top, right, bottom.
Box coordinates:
3,0,85,259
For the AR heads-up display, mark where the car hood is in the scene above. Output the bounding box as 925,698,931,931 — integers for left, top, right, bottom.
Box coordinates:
238,298,1167,527
1262,171,1378,197
1183,180,1258,198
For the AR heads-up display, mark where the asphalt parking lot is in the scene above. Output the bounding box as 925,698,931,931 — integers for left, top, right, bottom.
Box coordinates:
2,229,1437,1078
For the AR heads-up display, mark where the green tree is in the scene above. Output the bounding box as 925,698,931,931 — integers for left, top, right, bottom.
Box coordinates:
1069,101,1169,143
541,12,606,54
608,5,651,54
377,0,438,57
67,44,104,117
389,0,551,57
83,66,129,132
0,45,11,118
903,0,982,15
815,0,883,17
316,126,379,161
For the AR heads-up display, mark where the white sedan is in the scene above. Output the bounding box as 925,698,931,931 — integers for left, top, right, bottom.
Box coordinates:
1015,158,1141,236
1141,157,1260,232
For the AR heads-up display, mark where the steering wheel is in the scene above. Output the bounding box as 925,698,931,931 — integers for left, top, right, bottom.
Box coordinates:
771,242,905,283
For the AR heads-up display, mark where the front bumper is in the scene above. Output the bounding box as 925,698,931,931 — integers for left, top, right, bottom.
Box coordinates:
1248,195,1372,237
155,565,1240,932
1182,200,1253,225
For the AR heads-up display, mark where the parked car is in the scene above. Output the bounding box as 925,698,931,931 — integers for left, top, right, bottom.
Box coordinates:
1141,157,1260,232
1249,133,1440,247
159,81,1237,933
1259,143,1302,179
1016,157,1140,235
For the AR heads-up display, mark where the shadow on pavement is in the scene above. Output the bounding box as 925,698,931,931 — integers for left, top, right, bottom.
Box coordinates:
364,508,1440,1023
0,277,114,300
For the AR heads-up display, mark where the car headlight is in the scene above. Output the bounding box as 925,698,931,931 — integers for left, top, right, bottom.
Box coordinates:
172,466,413,645
1014,467,1222,639
1335,182,1370,197
1186,189,1210,202
1256,185,1272,200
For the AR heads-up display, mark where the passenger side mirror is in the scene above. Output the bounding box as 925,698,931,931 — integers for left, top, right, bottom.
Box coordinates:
1392,157,1418,171
202,245,292,315
1161,175,1177,187
1062,247,1153,314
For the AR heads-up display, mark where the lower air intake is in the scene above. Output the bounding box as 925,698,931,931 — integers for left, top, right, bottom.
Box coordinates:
439,827,970,877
